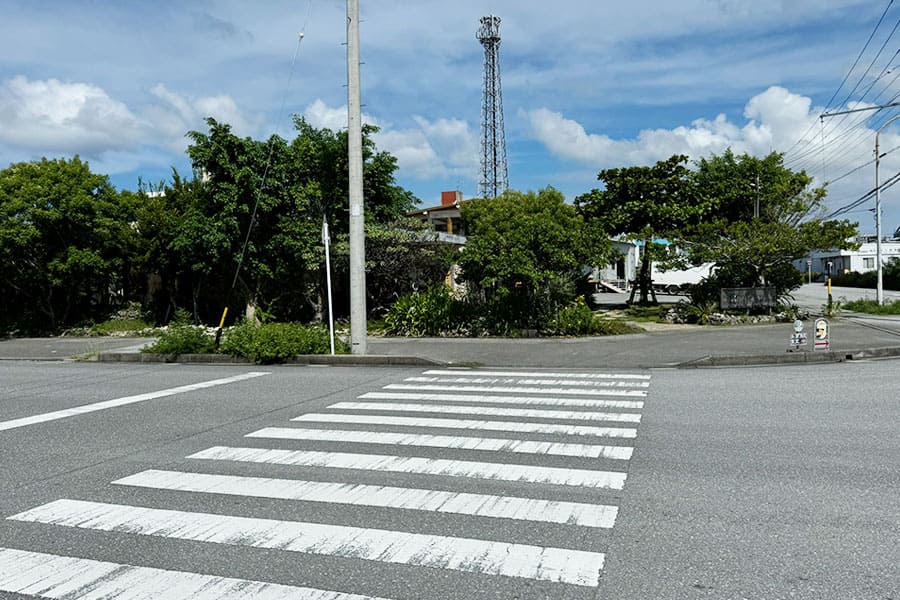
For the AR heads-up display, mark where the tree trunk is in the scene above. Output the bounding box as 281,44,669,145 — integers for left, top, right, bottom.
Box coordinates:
637,237,657,305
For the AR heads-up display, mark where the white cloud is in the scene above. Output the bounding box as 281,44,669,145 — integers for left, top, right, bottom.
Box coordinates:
302,99,478,182
526,86,834,167
146,83,261,150
0,76,140,153
0,76,261,171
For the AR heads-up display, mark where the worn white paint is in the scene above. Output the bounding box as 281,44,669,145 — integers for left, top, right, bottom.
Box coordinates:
360,391,644,410
423,369,651,380
0,372,270,432
247,427,633,460
406,376,649,388
114,469,620,528
188,446,628,489
0,547,390,599
384,383,646,397
327,402,642,424
292,413,638,438
9,500,606,586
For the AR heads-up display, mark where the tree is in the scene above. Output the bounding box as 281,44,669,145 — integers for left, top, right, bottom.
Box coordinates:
684,151,858,298
0,157,135,332
134,117,420,325
458,187,610,329
575,155,712,305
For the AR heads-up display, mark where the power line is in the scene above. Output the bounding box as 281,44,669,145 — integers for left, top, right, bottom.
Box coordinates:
782,0,896,158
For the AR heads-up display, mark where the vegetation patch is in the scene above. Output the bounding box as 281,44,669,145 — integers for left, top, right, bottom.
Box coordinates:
843,299,900,315
220,321,347,364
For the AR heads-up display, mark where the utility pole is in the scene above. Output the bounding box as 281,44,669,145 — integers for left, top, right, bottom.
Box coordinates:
821,104,900,305
874,114,900,305
754,171,760,219
347,0,366,353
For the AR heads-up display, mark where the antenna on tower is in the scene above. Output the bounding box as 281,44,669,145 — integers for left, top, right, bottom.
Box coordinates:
477,15,508,199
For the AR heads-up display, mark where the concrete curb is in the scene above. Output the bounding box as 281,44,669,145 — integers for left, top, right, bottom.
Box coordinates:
678,345,900,368
96,352,446,367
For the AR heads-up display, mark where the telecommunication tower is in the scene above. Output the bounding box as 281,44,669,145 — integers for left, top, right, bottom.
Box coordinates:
477,15,508,198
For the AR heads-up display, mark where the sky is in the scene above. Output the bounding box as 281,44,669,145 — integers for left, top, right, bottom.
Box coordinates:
3,0,900,234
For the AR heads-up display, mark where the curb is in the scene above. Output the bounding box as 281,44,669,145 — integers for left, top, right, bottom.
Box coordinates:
96,353,446,367
679,345,900,368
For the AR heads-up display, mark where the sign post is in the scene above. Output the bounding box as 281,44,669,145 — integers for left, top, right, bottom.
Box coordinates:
788,319,808,352
813,318,830,351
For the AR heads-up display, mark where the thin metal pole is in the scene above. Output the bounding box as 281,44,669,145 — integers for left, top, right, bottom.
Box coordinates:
347,0,367,353
322,219,336,355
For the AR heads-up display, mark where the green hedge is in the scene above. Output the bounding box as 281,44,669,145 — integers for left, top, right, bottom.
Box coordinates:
143,320,346,363
220,321,347,363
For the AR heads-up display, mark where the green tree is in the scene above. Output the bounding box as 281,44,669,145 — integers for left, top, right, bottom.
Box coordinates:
0,157,135,332
685,151,858,297
458,187,610,329
575,155,712,305
135,117,420,325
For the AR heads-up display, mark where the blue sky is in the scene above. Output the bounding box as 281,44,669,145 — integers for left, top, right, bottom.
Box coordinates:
2,0,900,233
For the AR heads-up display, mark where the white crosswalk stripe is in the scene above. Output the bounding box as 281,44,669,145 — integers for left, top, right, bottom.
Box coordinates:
247,426,634,459
360,390,645,409
384,382,647,397
423,369,651,380
9,500,606,586
405,376,649,388
188,446,628,489
0,547,390,599
324,401,642,423
4,367,651,597
113,469,620,528
293,412,638,438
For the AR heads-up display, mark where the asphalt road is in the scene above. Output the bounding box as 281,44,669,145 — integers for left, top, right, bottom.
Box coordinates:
1,360,897,599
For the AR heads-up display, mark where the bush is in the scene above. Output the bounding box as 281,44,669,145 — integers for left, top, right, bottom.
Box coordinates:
142,324,216,355
220,320,346,363
383,286,464,336
843,298,900,314
546,297,598,335
545,297,643,336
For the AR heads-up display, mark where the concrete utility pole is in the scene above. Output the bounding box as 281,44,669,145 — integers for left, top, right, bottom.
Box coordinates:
347,0,367,353
821,104,900,305
874,114,900,305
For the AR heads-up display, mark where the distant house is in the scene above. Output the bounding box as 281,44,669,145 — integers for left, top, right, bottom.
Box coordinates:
796,234,900,278
406,190,468,244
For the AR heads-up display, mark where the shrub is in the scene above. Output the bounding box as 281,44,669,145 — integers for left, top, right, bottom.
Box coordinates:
220,320,346,363
142,324,216,355
843,298,900,315
545,297,642,336
546,297,598,335
383,286,463,336
88,318,154,336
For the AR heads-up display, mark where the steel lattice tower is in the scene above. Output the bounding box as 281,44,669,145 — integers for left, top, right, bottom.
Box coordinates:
477,15,508,199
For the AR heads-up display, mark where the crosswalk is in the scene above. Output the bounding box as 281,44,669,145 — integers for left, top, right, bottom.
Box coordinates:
2,367,651,599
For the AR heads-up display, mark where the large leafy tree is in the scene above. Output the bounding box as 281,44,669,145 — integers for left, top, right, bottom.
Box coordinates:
136,117,420,324
0,157,135,331
458,187,610,328
575,155,712,305
684,151,858,297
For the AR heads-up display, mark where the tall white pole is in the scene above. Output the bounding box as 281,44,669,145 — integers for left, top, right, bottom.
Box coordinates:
876,133,884,305
347,0,367,353
322,219,336,355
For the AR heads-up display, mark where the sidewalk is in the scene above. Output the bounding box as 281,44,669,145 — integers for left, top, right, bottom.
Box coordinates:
4,314,900,369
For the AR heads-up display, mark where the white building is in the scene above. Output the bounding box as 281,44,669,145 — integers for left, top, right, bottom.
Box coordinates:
796,235,900,279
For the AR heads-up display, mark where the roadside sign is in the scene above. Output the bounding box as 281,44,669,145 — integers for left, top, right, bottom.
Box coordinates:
813,318,830,351
788,320,808,352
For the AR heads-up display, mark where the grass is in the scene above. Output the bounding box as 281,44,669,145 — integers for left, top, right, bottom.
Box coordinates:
843,299,900,315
